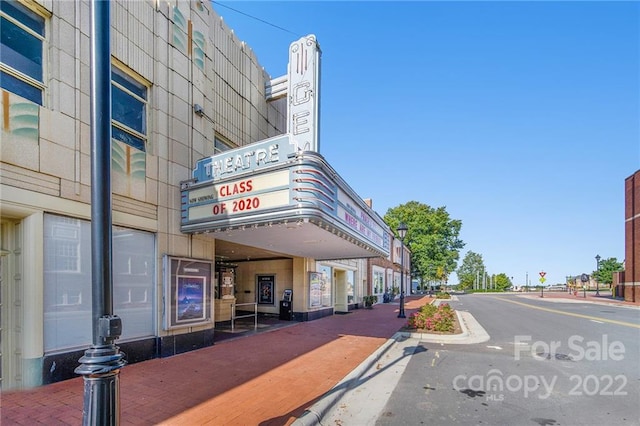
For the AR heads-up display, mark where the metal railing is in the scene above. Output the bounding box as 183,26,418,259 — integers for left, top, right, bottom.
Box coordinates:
231,302,258,332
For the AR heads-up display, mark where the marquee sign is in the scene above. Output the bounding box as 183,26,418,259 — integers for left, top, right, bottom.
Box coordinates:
336,189,386,250
181,151,389,256
185,170,290,222
191,135,293,183
287,35,321,152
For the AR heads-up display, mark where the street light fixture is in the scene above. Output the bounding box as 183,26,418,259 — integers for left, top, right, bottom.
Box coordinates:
397,222,408,319
595,254,601,297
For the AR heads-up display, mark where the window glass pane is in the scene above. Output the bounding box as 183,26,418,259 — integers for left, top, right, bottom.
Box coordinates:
43,214,155,352
214,137,233,154
319,265,332,308
111,66,147,151
112,68,146,99
112,125,145,151
0,2,44,105
0,1,44,36
347,270,355,303
373,269,384,294
1,16,43,81
112,84,145,133
112,225,155,339
0,70,41,104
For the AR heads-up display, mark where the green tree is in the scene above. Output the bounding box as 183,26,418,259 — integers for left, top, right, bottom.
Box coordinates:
494,273,513,291
593,257,624,285
384,201,465,288
456,251,485,290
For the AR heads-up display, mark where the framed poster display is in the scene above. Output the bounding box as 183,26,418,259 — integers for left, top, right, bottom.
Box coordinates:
257,274,275,305
309,272,322,308
163,255,213,330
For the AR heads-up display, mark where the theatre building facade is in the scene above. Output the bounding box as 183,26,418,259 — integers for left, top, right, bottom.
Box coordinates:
0,0,408,389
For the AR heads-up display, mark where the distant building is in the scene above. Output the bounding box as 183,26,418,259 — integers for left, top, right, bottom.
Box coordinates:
613,169,640,302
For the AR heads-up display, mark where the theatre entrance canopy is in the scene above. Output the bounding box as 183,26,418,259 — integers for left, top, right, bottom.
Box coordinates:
180,135,390,260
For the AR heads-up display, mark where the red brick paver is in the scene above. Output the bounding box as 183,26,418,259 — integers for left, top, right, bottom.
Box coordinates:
1,297,431,426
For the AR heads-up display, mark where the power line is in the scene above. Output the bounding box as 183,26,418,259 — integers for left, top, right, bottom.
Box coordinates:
212,1,302,38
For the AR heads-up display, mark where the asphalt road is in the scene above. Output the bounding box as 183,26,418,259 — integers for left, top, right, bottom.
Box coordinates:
376,294,640,426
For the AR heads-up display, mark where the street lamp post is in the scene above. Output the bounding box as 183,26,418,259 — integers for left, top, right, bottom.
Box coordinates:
74,4,126,424
595,255,601,297
397,222,408,319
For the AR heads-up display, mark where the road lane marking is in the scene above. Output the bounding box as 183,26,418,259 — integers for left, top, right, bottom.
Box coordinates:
590,320,604,324
491,297,640,329
486,345,503,350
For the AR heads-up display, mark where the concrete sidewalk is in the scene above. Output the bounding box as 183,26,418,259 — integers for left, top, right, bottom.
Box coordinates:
516,290,640,308
1,296,431,426
294,299,492,426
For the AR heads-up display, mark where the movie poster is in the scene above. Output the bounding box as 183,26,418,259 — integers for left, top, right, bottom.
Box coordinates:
176,276,206,322
257,274,275,305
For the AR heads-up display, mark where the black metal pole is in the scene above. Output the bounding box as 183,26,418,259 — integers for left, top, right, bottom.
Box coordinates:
75,1,126,424
398,242,405,318
595,257,600,297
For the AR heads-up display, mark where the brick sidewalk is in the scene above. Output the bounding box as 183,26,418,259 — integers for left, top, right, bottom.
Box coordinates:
1,296,430,426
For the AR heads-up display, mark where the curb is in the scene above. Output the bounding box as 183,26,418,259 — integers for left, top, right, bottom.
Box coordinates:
292,333,402,426
397,310,490,344
293,311,491,425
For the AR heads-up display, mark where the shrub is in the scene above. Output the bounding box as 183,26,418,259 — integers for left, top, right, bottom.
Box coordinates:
407,302,455,332
363,295,378,308
436,292,451,299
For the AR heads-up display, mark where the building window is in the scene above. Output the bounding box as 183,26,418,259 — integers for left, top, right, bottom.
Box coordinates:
112,66,147,151
0,1,45,105
214,135,234,154
347,270,355,304
319,264,333,308
373,268,385,295
44,217,81,273
44,214,155,352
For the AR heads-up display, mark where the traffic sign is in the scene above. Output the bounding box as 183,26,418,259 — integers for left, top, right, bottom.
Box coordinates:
539,271,546,278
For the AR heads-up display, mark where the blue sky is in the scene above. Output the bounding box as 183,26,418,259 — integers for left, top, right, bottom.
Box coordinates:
212,1,639,286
